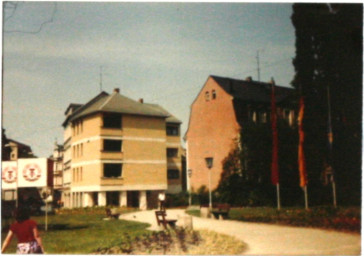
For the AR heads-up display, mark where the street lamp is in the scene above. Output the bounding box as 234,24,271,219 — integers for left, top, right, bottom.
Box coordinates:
187,169,192,206
205,157,213,210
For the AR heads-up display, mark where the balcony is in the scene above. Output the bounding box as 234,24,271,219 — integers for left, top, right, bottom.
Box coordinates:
100,177,124,186
53,170,63,176
100,151,124,160
100,127,123,137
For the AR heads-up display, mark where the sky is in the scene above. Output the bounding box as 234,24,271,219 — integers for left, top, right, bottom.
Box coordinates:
2,2,295,157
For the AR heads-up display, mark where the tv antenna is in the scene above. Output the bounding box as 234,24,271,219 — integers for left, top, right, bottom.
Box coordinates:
256,50,261,81
99,66,103,92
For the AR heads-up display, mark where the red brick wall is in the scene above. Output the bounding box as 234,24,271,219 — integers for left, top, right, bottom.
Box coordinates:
186,77,240,191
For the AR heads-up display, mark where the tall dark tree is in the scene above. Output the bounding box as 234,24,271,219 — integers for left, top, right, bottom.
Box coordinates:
291,4,362,205
216,121,299,207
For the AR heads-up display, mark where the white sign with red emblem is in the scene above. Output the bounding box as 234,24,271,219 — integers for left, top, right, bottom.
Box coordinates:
23,163,42,181
2,161,18,189
18,158,48,188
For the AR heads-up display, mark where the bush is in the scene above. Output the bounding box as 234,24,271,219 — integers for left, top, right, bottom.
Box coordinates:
229,206,360,233
165,192,189,207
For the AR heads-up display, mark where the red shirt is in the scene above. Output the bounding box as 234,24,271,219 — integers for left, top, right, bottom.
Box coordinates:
10,219,37,243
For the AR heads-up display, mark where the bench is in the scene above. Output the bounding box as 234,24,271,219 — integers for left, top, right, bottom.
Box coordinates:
211,203,230,219
155,210,177,229
106,208,120,219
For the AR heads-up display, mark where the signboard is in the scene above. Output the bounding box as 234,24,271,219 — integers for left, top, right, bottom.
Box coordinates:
18,158,52,188
2,161,17,189
1,158,54,190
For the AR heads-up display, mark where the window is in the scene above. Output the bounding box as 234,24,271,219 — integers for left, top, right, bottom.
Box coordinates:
167,148,178,158
166,125,179,136
103,140,122,152
104,164,122,178
212,90,216,99
73,120,83,135
205,91,210,101
283,109,290,119
252,111,257,123
260,112,267,123
103,113,122,128
2,190,16,201
167,169,179,179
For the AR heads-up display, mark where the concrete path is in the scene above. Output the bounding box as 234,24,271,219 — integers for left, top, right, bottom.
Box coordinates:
120,209,361,255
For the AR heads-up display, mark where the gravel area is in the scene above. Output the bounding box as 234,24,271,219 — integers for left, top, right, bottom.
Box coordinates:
120,209,361,255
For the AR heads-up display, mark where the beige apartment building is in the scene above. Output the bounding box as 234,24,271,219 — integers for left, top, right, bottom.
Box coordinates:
61,89,183,209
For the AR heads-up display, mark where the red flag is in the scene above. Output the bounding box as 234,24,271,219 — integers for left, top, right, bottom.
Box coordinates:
298,97,307,187
271,84,279,185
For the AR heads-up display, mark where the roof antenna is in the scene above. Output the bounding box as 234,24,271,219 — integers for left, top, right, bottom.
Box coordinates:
99,66,103,92
256,50,261,82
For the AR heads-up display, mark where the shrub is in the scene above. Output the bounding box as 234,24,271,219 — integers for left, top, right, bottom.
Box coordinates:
165,192,189,207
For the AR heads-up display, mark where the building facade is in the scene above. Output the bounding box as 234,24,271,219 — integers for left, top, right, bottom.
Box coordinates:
61,89,183,209
50,141,64,205
4,139,34,161
185,75,294,192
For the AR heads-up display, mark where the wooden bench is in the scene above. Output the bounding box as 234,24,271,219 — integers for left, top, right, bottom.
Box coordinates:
155,210,177,229
106,208,120,219
211,203,230,219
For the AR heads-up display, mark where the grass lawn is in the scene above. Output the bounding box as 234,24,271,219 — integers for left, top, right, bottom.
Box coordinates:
2,207,150,254
2,207,247,254
187,206,361,233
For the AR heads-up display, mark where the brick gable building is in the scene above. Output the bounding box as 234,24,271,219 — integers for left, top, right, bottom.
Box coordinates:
185,75,294,192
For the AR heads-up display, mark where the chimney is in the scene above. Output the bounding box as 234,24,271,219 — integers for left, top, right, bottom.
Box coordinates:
139,98,144,103
245,76,253,82
113,88,120,93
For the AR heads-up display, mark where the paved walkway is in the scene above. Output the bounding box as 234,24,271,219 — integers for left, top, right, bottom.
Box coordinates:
120,209,361,255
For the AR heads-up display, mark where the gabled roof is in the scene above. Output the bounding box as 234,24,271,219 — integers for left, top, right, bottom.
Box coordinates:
68,90,169,123
184,75,295,140
211,75,293,103
64,103,82,115
144,103,182,124
7,139,31,149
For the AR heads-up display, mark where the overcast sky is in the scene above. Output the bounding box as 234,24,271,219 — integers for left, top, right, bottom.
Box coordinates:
2,2,295,157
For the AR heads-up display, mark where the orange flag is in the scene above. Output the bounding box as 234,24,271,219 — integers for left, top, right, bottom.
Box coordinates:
298,97,307,187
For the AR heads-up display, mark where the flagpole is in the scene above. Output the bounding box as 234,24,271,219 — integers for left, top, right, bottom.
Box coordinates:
327,85,337,208
270,78,280,210
332,180,337,208
276,183,281,210
304,185,309,210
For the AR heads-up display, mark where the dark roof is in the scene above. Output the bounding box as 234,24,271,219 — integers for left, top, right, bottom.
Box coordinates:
7,139,31,148
144,103,182,124
64,103,82,115
211,75,293,103
68,91,169,122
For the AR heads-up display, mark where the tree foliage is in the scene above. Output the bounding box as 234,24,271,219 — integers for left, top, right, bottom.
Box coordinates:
291,4,362,205
216,121,300,207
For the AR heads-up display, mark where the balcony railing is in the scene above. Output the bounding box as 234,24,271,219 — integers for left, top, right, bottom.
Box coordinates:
100,177,124,186
100,151,124,160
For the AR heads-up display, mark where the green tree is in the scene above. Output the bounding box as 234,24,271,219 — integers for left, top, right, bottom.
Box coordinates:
291,4,362,205
216,120,299,207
